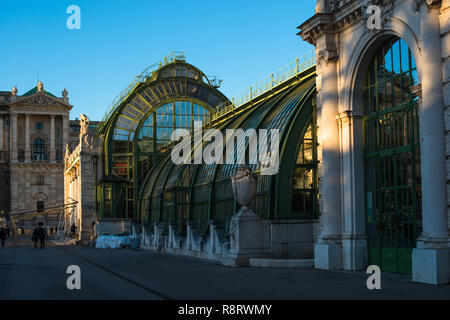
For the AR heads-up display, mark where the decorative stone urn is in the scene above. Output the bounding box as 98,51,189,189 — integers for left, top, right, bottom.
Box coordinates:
223,165,269,267
230,165,257,216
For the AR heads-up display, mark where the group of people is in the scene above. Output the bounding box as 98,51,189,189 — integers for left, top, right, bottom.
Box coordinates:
0,223,78,249
0,226,10,247
32,224,48,249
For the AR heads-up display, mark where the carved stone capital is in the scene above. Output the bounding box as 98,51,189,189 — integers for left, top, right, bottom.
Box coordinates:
336,110,363,128
317,49,339,65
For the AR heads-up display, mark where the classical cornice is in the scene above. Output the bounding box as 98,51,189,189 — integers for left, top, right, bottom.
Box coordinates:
10,92,72,109
297,5,364,45
10,162,64,168
297,13,334,45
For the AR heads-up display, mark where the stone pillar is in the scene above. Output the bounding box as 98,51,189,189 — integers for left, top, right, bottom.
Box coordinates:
412,0,449,285
10,113,17,162
50,115,55,162
314,45,342,271
0,115,3,150
336,111,367,270
25,114,31,162
62,115,69,150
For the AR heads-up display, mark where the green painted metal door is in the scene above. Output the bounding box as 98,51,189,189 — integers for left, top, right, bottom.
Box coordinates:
363,37,422,274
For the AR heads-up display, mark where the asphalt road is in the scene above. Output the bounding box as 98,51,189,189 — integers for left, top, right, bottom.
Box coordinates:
0,238,449,300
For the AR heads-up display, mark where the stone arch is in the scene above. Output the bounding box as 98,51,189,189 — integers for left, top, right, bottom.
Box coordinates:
343,17,421,114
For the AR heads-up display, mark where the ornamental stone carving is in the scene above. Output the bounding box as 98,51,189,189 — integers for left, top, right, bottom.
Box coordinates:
79,114,90,137
230,164,258,216
37,81,44,92
13,94,62,106
317,49,339,70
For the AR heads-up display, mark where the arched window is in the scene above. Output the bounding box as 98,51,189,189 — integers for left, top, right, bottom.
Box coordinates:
363,36,421,274
33,138,46,161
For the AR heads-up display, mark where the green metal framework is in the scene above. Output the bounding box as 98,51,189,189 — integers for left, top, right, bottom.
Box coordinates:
138,68,318,237
98,57,230,220
364,36,421,274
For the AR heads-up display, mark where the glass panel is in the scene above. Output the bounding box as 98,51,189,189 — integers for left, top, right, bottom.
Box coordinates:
364,36,421,274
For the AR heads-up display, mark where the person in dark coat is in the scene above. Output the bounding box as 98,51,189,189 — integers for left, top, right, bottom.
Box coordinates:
38,226,47,249
5,226,10,238
32,227,39,249
70,223,77,237
0,228,6,247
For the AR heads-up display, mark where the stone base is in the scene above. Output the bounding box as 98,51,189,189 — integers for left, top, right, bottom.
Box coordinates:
314,243,342,271
249,258,314,268
412,248,449,285
341,236,367,270
222,256,252,267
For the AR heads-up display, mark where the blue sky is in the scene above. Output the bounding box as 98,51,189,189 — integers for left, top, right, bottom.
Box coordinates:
0,0,315,121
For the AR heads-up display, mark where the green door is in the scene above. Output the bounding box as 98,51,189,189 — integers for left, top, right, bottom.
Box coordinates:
363,37,422,274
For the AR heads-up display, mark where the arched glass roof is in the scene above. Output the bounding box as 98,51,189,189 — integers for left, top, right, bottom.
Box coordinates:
99,59,229,143
138,67,317,232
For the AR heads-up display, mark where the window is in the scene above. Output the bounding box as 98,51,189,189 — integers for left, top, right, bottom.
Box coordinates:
37,175,44,185
37,201,44,212
36,122,43,130
363,37,421,274
33,138,45,161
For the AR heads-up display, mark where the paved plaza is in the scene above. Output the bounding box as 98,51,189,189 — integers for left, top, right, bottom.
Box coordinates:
0,239,449,300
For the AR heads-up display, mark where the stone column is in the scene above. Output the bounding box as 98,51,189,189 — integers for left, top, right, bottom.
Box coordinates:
314,44,342,271
10,113,17,162
412,0,449,285
336,111,367,270
50,115,55,162
25,114,31,162
0,115,3,150
62,115,69,151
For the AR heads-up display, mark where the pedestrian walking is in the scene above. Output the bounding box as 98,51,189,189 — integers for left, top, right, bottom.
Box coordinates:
70,223,77,237
0,228,6,247
32,227,39,249
38,225,47,249
5,226,10,238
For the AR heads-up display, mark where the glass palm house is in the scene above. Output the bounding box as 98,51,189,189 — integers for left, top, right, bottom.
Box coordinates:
97,52,319,238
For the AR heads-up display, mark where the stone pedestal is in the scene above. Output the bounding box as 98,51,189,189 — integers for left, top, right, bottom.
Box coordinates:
185,222,203,251
152,223,165,248
222,211,270,267
413,241,449,285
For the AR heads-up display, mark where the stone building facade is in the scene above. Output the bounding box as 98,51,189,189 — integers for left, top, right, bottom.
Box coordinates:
298,0,450,284
60,0,450,285
64,115,102,241
0,82,72,229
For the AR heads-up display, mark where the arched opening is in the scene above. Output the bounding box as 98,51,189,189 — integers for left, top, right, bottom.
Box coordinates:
363,36,421,274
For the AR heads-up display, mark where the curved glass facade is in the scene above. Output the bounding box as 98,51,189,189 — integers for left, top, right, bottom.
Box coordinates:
99,60,229,219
